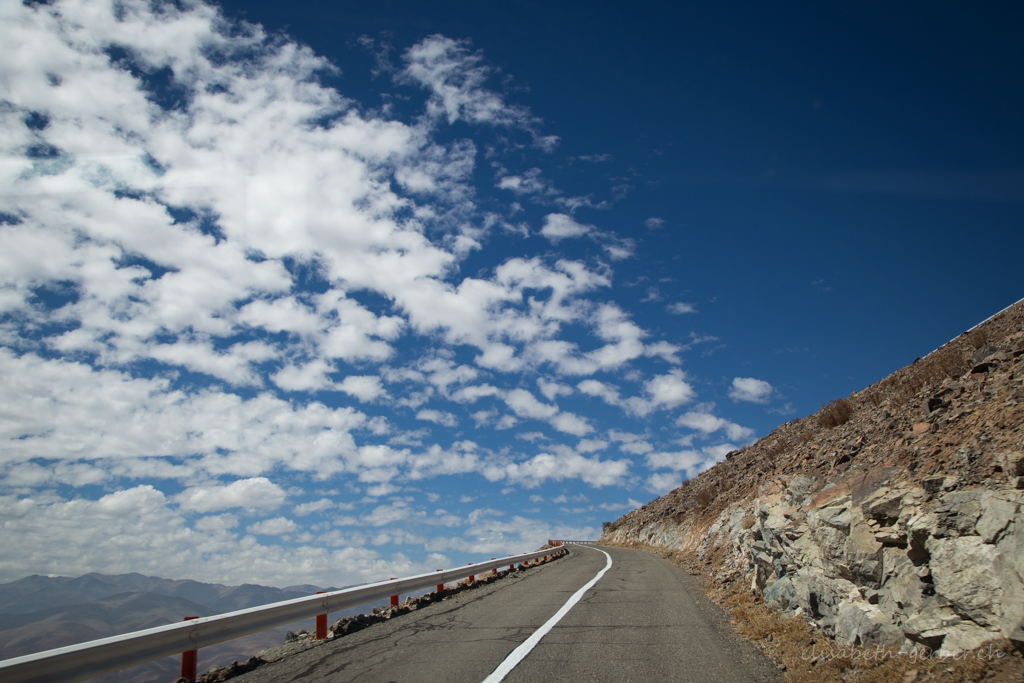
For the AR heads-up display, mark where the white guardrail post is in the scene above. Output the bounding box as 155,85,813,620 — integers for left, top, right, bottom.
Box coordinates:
0,546,567,683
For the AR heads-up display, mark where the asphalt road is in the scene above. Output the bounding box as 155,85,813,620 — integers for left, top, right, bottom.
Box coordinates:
232,546,780,683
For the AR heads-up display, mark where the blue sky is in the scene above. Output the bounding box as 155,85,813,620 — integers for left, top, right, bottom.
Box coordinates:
1,0,1021,589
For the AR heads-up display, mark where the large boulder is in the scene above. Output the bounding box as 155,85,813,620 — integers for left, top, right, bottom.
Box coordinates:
927,536,1003,627
932,490,983,538
938,623,1003,657
903,607,962,651
835,601,905,649
878,547,932,623
977,490,1018,543
844,516,884,587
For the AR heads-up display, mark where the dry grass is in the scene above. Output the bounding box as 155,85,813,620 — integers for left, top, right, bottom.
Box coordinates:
817,397,854,429
966,327,989,350
893,346,970,403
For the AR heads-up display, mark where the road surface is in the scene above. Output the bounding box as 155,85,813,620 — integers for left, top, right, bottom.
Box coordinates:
232,546,780,683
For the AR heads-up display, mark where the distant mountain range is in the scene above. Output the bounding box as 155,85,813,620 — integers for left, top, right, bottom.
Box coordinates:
0,572,341,683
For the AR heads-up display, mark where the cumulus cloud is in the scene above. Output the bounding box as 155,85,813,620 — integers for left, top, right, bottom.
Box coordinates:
176,478,288,513
293,498,336,516
675,410,754,442
540,214,593,242
416,409,459,427
645,472,682,494
728,377,774,404
483,449,629,488
0,0,767,589
577,369,693,417
0,488,444,586
339,376,388,402
247,517,300,536
667,302,697,314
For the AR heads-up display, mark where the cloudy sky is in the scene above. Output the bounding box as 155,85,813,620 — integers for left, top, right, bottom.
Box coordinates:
1,0,1021,589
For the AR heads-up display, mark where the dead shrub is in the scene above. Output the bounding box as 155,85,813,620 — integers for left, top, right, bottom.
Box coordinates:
864,389,883,408
894,346,970,403
797,430,815,443
765,440,789,459
695,488,715,511
817,398,853,429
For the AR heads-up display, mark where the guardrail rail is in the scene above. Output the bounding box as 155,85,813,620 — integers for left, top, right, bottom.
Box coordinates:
0,546,566,683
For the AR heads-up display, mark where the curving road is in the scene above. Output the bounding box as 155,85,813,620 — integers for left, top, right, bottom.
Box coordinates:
232,546,780,683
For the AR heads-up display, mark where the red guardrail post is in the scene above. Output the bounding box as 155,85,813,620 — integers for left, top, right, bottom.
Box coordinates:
492,558,497,576
315,592,327,639
180,616,198,681
389,579,399,608
467,563,475,583
435,569,444,594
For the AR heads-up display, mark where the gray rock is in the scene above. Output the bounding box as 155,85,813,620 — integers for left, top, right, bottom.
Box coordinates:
927,535,1003,627
835,601,905,648
764,576,798,612
932,490,983,537
806,573,858,629
977,491,1018,543
938,623,1003,657
785,476,818,506
998,451,1024,477
879,548,931,621
818,505,852,532
844,521,884,587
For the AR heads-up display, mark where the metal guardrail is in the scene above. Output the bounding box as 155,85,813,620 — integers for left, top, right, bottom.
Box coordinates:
548,539,597,545
0,547,565,683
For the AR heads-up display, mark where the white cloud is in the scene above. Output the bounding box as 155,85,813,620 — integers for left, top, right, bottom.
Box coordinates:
645,472,682,495
484,450,628,488
577,369,693,417
339,375,388,402
272,360,335,393
176,478,288,513
0,488,443,587
548,412,593,436
247,517,300,536
539,214,593,242
667,302,697,314
537,378,573,401
503,389,558,420
644,217,665,230
675,410,754,442
362,501,420,527
0,0,771,592
576,439,607,453
400,35,537,129
293,498,336,516
728,377,774,404
415,409,458,427
618,440,653,455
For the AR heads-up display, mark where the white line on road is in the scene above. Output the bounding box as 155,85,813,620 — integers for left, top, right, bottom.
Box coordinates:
480,546,613,683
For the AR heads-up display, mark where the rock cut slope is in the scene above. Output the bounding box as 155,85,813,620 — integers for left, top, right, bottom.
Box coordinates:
603,299,1024,658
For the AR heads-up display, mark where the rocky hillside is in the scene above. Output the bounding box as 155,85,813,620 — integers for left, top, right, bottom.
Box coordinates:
603,300,1024,661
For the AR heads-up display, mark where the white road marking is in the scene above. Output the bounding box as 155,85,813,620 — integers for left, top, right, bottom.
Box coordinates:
480,546,613,683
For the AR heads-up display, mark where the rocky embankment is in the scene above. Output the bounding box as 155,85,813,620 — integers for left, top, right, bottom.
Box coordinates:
603,301,1024,659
